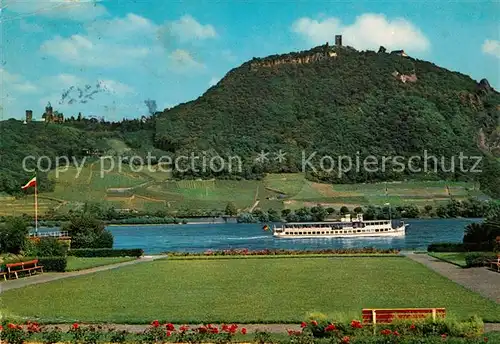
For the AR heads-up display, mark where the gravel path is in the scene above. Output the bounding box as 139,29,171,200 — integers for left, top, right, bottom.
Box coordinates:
405,253,500,303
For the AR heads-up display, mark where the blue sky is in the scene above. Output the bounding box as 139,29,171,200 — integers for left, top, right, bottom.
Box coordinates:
1,0,499,121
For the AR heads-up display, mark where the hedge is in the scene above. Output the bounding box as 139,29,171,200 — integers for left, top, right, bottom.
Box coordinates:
428,242,495,252
67,248,144,258
427,243,465,252
464,252,498,268
0,256,67,272
38,256,67,272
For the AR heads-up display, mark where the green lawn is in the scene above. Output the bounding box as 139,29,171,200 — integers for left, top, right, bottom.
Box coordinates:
2,257,499,324
65,257,136,272
428,253,469,267
428,252,495,268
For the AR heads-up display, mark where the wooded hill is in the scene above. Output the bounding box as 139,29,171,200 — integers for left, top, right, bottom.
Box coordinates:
155,44,500,196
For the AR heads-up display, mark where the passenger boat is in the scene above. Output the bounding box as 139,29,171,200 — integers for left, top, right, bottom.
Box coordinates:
273,214,407,238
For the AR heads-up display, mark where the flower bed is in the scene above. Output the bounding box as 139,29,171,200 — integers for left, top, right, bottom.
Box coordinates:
166,248,400,257
0,317,492,344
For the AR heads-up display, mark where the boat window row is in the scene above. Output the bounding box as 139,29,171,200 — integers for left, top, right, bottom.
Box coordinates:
283,228,392,235
366,221,390,226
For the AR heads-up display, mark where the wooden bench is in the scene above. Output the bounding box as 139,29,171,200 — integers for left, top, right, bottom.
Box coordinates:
490,256,500,272
362,308,446,325
6,260,43,279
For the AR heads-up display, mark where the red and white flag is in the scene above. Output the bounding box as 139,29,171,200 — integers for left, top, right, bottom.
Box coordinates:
21,176,37,190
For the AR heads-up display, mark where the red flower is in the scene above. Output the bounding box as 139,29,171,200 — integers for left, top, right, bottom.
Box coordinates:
350,320,363,329
166,331,172,337
325,324,336,332
210,327,219,334
151,320,160,328
241,328,247,335
410,324,416,330
311,320,318,326
441,334,448,340
179,325,189,333
381,329,392,336
72,323,79,330
229,324,238,334
393,331,400,337
8,323,16,330
300,322,307,328
287,330,301,336
341,336,350,344
165,323,175,331
0,325,3,331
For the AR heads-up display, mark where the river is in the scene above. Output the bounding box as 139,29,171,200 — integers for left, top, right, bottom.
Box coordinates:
104,218,479,254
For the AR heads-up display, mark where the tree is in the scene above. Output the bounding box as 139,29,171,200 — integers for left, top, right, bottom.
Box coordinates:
62,214,113,249
340,206,350,215
326,207,335,215
224,202,238,216
353,206,363,214
281,209,292,218
144,99,158,116
311,204,328,221
424,205,433,214
0,217,29,254
267,208,281,222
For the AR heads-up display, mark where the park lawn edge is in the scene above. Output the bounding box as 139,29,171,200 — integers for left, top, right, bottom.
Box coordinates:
427,253,467,268
65,257,137,272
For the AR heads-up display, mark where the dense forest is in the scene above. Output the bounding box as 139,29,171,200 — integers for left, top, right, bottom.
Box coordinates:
1,44,499,197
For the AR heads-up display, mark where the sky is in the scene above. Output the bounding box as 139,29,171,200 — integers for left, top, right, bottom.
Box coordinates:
0,0,499,121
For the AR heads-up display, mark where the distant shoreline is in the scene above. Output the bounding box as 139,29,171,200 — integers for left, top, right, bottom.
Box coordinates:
106,221,232,227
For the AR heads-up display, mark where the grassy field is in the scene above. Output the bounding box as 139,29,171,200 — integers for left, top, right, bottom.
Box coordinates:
65,257,136,271
428,253,469,267
2,257,499,323
0,166,488,216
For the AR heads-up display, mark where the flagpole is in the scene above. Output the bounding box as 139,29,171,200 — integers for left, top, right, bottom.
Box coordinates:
35,173,38,234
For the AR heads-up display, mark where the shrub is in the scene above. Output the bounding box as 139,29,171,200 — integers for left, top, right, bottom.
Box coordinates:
464,252,497,267
0,217,29,254
1,323,26,344
41,327,63,344
26,237,68,257
427,243,465,252
63,215,113,249
38,256,67,272
92,231,114,249
67,248,143,258
237,212,257,223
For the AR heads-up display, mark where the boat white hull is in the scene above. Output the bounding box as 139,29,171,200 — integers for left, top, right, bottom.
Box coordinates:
273,224,407,239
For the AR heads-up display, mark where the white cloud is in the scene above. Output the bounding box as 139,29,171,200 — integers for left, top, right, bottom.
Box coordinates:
168,49,205,73
162,15,217,42
85,13,157,40
51,73,86,87
98,79,135,95
0,68,39,94
482,39,500,59
40,34,150,67
292,13,430,53
4,0,108,22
